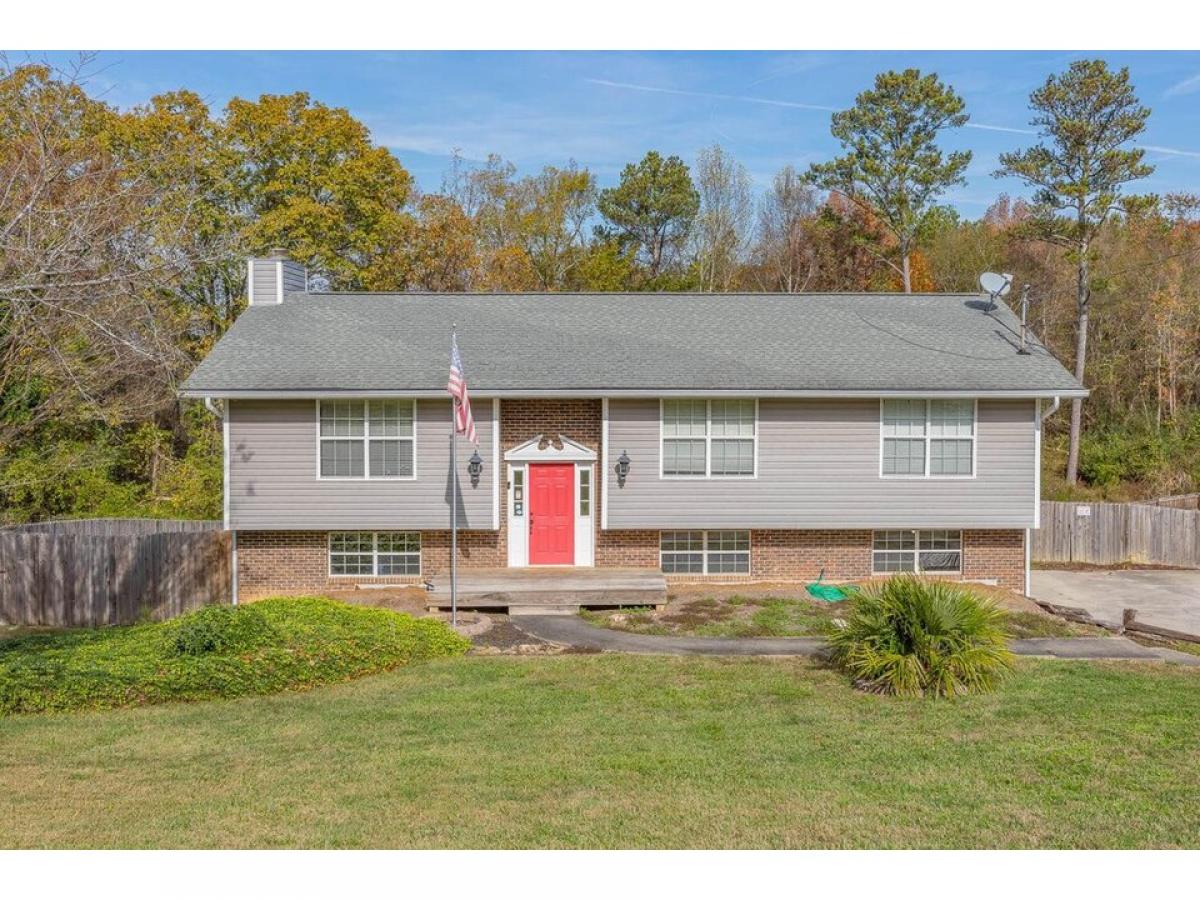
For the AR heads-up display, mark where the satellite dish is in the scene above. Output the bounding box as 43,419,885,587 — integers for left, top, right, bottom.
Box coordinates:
979,272,1013,298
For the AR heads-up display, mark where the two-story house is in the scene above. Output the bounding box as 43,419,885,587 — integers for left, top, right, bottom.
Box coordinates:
181,251,1086,601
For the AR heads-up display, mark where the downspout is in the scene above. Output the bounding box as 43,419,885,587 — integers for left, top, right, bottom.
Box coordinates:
203,396,238,606
1041,395,1061,421
1027,396,1060,597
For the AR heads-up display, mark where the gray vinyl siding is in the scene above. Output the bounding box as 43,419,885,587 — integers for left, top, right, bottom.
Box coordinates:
605,398,1037,529
227,398,495,530
249,259,280,305
280,261,306,293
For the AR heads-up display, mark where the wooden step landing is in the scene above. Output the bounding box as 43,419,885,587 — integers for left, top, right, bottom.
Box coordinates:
424,566,666,614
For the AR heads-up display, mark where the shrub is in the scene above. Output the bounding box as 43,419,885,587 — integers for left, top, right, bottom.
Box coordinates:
827,575,1014,698
0,597,471,715
172,604,277,655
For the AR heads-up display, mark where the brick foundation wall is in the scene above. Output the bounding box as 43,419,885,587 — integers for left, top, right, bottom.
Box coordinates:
962,529,1026,593
237,527,1026,598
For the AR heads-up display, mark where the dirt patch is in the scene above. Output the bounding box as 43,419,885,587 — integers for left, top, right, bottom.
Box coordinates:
323,586,431,615
1033,561,1194,572
588,580,1092,640
469,615,599,655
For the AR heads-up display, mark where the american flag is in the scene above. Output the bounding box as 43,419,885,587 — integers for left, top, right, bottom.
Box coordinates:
447,330,477,446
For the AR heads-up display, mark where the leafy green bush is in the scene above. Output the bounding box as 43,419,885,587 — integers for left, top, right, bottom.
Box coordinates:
172,604,277,655
0,597,470,715
827,575,1014,698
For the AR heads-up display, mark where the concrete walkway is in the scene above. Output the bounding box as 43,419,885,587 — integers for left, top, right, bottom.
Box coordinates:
512,615,1200,665
1031,569,1200,634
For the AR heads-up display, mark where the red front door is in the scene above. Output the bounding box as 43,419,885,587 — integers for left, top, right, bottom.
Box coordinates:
528,463,575,565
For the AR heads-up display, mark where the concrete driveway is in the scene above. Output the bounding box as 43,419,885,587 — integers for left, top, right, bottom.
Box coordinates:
1031,569,1200,635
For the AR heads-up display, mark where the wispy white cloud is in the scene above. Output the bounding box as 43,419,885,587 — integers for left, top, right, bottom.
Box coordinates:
587,77,1033,136
585,78,839,112
965,122,1035,135
1141,144,1200,160
1164,72,1200,98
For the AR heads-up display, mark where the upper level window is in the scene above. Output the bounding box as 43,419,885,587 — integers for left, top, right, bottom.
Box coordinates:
662,399,756,478
881,399,975,478
318,400,415,479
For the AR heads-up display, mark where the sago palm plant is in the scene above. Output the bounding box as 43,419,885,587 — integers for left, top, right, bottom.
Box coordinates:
828,575,1015,698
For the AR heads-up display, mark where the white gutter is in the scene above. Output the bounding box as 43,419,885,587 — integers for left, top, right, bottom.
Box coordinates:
1041,395,1062,420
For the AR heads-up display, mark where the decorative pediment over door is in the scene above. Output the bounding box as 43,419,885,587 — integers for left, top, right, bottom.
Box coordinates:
503,433,597,463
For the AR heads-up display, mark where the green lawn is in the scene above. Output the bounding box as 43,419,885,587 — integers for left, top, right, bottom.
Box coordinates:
1,654,1197,848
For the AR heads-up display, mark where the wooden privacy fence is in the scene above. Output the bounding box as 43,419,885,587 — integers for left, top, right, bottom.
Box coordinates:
0,519,230,627
1034,502,1200,568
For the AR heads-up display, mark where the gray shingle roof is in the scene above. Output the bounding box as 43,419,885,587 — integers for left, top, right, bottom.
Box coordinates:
180,291,1086,396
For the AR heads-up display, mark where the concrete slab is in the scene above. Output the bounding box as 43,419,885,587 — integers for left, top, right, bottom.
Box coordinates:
1030,569,1200,635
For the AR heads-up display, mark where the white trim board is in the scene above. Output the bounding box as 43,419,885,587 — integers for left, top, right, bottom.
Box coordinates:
492,398,500,531
601,398,609,531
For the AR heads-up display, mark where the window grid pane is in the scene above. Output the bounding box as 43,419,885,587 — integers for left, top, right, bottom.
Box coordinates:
929,439,972,475
662,400,707,437
579,469,590,516
368,400,414,438
929,400,974,438
705,530,750,573
710,400,754,437
369,439,414,477
882,438,925,475
663,439,706,475
320,401,365,437
882,400,926,437
873,551,916,573
711,439,754,475
320,440,364,477
660,530,704,573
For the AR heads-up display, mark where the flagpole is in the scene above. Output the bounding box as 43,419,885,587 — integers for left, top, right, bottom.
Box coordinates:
450,335,458,628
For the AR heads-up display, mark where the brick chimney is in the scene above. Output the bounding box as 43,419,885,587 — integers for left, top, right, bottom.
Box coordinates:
247,248,307,305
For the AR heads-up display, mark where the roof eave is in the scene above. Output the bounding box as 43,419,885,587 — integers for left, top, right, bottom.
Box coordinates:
180,387,1089,400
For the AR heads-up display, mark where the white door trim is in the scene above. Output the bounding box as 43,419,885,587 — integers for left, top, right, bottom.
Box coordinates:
506,460,594,567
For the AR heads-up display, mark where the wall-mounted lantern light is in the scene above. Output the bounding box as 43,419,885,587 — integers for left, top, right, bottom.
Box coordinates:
616,450,631,487
468,450,483,487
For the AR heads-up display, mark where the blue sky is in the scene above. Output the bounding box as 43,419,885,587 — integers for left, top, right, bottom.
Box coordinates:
15,50,1200,214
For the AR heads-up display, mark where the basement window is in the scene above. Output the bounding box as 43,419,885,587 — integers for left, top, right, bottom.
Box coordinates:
329,532,421,577
660,530,750,574
872,530,962,574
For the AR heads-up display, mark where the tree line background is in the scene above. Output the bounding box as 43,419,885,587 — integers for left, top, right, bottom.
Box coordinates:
2,56,1198,524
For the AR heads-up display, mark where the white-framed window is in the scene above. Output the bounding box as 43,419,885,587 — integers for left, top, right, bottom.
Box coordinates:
329,531,421,577
318,400,415,479
660,530,750,574
872,530,962,574
881,399,975,478
511,467,525,517
661,399,756,478
579,467,591,517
